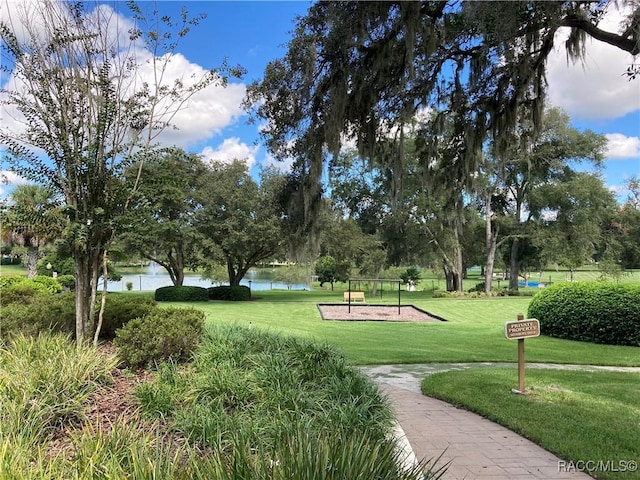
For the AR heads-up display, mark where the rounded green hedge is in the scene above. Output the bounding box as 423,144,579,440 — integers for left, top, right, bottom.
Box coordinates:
208,285,251,301
0,291,158,341
527,282,640,346
0,275,62,294
99,295,158,339
113,307,205,368
154,286,210,302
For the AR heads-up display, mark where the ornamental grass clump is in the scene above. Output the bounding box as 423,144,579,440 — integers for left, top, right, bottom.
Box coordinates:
0,333,115,444
0,329,440,478
132,325,436,479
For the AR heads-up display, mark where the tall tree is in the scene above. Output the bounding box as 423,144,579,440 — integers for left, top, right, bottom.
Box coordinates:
195,161,286,286
247,1,638,244
617,177,640,268
485,108,607,290
532,172,618,279
121,148,208,286
0,1,237,344
0,184,63,277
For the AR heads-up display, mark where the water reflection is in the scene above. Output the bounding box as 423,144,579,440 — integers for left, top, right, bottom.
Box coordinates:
106,269,309,292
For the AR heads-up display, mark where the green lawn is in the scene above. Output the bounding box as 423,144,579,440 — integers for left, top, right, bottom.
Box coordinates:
422,368,640,480
159,289,640,366
0,264,27,276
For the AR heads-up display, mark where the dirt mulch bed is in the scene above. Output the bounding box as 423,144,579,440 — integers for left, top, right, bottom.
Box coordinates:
317,303,445,322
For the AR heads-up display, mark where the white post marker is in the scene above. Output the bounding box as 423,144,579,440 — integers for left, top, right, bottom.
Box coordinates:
504,313,540,394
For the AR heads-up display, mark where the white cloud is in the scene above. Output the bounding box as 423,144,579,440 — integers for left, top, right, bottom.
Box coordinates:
605,133,640,158
546,6,640,120
0,170,28,186
200,138,259,168
0,1,246,151
133,51,247,148
0,170,28,202
261,152,294,172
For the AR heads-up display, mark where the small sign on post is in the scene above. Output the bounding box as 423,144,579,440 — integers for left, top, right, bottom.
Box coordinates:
504,313,540,394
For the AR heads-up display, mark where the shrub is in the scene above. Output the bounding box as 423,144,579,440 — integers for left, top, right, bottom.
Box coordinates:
0,275,28,289
114,308,205,368
0,283,48,306
0,290,156,340
36,254,75,276
30,275,63,294
99,295,157,339
0,292,76,339
208,285,251,301
154,286,210,302
528,282,640,346
0,255,21,265
56,274,76,291
433,289,508,298
0,275,62,295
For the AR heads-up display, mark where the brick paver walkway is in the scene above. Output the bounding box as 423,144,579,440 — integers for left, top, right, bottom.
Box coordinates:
380,384,592,479
359,363,635,479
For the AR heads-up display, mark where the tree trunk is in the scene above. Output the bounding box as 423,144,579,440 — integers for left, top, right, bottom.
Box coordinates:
167,246,185,286
444,266,462,292
455,244,464,292
74,247,102,344
509,238,520,291
370,266,383,296
226,257,250,287
484,194,499,295
26,245,39,278
93,251,109,347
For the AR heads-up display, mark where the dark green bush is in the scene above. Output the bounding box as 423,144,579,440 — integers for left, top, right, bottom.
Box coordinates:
0,289,156,340
208,285,251,301
56,275,76,291
528,282,640,346
1,283,49,306
154,286,210,302
36,254,75,276
99,295,157,339
0,292,76,339
0,255,21,265
113,308,205,368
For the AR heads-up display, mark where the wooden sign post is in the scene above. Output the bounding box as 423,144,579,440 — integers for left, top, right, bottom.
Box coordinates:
504,313,540,394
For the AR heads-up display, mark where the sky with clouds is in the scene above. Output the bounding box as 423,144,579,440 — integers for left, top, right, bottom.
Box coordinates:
1,1,639,201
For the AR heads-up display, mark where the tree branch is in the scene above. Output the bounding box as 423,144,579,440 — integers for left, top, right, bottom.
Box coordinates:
561,14,639,55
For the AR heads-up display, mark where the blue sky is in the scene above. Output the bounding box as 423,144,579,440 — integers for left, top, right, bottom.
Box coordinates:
1,1,639,202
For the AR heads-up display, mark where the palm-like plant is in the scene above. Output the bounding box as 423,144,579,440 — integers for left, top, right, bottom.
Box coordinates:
1,184,64,277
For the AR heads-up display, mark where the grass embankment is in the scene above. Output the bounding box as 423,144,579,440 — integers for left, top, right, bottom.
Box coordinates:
0,331,431,479
422,368,640,480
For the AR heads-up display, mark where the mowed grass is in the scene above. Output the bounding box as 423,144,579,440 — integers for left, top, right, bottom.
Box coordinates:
422,368,640,480
0,264,27,276
160,289,640,366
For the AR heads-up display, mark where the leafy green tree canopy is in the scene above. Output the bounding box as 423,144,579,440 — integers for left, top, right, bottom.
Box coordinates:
315,255,350,291
121,148,208,287
247,1,638,239
195,161,287,286
0,1,238,344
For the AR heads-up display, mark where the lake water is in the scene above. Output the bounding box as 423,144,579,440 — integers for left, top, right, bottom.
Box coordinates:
104,267,310,292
